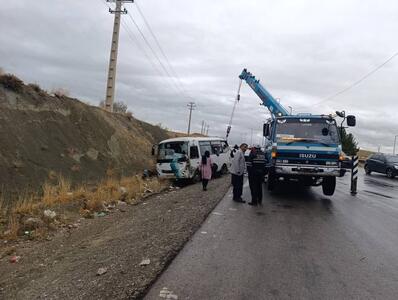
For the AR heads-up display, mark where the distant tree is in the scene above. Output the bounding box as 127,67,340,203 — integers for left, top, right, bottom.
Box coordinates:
0,67,4,75
99,100,128,113
113,101,128,113
341,128,359,155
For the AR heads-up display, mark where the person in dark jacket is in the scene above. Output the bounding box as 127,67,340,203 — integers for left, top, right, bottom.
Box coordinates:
246,145,267,206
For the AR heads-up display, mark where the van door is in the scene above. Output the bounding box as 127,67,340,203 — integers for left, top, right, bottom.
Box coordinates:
188,142,200,177
210,140,222,172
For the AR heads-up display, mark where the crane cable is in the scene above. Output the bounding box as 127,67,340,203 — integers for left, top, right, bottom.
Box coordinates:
226,79,243,139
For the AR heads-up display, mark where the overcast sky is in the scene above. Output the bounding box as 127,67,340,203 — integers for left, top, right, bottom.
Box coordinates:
1,0,398,152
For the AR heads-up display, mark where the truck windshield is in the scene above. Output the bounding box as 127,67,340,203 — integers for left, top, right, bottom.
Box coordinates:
158,141,188,160
275,118,339,145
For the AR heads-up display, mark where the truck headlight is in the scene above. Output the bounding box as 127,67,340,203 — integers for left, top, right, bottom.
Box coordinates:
394,165,398,169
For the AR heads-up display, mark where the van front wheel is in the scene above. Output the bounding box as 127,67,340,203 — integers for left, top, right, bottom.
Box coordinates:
192,170,201,183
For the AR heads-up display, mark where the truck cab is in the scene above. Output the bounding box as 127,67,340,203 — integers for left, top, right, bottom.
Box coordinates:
264,114,350,195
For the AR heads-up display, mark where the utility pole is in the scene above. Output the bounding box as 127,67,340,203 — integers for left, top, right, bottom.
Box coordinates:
187,102,196,135
206,124,210,136
393,135,398,155
201,120,205,135
104,0,133,112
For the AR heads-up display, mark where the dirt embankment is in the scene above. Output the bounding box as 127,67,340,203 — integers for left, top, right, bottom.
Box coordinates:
0,176,231,299
0,75,172,202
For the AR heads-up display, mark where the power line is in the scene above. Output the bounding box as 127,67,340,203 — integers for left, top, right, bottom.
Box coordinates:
100,0,187,98
297,51,398,109
125,12,188,98
134,1,189,95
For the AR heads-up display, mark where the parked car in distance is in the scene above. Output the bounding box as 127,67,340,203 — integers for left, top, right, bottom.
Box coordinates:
365,153,398,178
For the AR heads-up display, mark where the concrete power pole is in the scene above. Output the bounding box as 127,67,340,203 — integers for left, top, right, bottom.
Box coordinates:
187,102,196,136
104,0,133,112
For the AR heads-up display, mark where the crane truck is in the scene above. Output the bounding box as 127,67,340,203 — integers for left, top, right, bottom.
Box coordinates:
234,69,356,196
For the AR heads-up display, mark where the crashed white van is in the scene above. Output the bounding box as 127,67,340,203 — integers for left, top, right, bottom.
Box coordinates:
153,137,230,181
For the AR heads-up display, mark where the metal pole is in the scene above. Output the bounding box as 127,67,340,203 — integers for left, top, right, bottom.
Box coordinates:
351,155,358,195
187,102,196,135
393,135,398,155
104,0,133,112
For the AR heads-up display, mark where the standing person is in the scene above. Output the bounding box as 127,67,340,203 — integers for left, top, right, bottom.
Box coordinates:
230,143,248,202
247,145,267,205
200,150,212,191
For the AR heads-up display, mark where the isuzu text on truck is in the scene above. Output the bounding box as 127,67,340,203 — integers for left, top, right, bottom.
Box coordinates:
227,69,356,196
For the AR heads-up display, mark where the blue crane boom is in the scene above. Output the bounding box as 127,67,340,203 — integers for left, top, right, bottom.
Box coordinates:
239,68,290,117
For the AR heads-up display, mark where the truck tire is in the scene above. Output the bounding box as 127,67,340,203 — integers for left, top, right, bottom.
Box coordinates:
322,177,336,196
386,168,395,179
364,164,371,175
268,172,276,191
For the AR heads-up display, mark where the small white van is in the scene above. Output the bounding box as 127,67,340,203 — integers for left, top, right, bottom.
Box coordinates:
153,137,230,181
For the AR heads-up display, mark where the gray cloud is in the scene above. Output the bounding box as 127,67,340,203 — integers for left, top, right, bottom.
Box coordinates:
1,0,398,152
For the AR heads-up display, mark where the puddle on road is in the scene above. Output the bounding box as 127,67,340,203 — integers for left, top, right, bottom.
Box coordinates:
277,204,294,209
364,178,395,189
363,190,393,199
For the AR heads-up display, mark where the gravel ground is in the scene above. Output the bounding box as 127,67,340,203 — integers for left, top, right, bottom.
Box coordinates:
0,176,230,299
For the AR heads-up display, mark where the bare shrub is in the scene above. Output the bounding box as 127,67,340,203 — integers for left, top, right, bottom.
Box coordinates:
52,87,69,98
0,74,24,93
126,111,133,120
99,100,128,113
28,83,42,93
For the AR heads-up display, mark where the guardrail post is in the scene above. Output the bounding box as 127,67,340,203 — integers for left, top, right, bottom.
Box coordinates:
351,155,358,195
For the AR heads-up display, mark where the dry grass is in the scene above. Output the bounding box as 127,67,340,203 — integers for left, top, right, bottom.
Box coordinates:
1,174,168,240
0,74,24,93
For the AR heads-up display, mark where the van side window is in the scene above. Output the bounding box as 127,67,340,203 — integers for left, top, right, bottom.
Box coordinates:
189,146,199,159
199,141,212,156
211,141,222,154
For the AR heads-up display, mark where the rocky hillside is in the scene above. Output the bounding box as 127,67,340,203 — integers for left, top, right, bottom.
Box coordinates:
0,74,172,200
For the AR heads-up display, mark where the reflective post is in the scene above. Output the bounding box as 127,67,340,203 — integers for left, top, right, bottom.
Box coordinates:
351,155,358,195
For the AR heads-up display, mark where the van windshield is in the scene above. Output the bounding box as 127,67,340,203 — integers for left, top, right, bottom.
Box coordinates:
158,141,188,160
275,118,340,145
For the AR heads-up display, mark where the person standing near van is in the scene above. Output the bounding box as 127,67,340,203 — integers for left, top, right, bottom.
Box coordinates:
230,143,248,202
200,150,212,191
247,145,267,205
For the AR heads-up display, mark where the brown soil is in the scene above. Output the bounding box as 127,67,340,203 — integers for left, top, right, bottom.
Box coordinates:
0,76,173,205
0,176,230,299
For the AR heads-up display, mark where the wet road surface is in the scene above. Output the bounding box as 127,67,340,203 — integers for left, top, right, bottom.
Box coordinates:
145,169,398,299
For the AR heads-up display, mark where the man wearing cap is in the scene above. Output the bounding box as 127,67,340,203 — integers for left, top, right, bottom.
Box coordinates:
247,145,267,205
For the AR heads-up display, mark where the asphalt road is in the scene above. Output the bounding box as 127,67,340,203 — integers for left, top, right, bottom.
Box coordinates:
145,168,398,300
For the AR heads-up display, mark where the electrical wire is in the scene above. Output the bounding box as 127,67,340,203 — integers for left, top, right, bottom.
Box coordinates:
100,0,185,96
134,1,190,96
296,51,398,109
125,12,188,98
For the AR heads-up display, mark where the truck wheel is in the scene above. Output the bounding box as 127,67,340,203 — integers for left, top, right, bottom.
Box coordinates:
364,164,371,175
268,172,276,191
386,168,395,179
322,177,336,196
